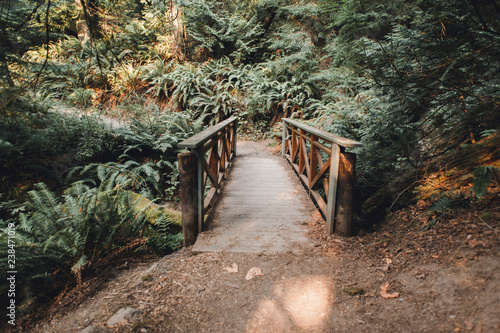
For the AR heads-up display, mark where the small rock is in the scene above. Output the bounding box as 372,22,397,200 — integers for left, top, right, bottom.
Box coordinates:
245,267,263,280
80,326,113,333
223,263,239,273
118,261,129,270
106,307,142,327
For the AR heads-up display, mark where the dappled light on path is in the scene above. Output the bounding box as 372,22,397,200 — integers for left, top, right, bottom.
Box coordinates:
246,275,334,332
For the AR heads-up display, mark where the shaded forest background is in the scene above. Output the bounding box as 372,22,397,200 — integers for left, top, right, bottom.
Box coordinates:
0,0,499,318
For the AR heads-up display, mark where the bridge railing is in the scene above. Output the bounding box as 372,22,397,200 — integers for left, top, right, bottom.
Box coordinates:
178,116,238,246
282,118,362,236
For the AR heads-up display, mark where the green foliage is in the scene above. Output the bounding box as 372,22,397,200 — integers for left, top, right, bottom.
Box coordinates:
1,0,499,271
0,180,183,309
429,190,471,213
0,182,148,290
146,215,183,255
76,117,117,161
427,189,474,228
143,59,178,97
306,0,500,189
67,88,96,107
159,58,251,123
181,0,265,61
23,37,109,99
473,166,500,198
0,111,112,163
69,110,205,198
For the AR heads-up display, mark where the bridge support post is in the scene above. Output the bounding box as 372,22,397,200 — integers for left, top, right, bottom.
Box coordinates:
178,152,199,247
335,152,356,237
326,145,340,234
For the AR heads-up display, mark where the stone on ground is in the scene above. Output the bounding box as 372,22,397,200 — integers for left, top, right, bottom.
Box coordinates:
80,325,113,333
106,307,142,327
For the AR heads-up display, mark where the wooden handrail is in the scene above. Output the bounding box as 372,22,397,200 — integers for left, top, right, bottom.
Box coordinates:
178,116,238,149
178,116,238,246
282,118,362,236
283,118,363,149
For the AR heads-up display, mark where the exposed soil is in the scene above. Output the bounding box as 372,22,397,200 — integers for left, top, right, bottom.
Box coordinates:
7,142,500,333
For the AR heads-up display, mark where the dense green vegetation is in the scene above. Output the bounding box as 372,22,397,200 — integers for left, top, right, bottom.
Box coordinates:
1,0,499,316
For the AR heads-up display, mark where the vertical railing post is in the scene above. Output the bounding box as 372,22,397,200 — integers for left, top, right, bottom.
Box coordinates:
326,144,340,235
335,152,356,237
308,135,318,193
209,143,219,183
233,119,238,157
178,152,199,246
195,147,204,233
298,132,305,174
291,127,297,162
282,120,286,157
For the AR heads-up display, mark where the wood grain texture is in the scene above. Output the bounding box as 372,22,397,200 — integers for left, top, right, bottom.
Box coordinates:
192,141,317,253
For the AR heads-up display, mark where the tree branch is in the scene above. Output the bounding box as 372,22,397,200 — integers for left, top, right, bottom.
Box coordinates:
32,0,51,89
468,0,500,37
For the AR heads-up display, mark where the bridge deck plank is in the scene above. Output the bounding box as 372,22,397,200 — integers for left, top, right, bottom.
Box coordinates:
192,141,318,254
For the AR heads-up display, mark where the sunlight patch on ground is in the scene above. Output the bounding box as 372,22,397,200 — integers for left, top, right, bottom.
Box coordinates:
276,276,333,330
246,275,334,332
246,299,292,332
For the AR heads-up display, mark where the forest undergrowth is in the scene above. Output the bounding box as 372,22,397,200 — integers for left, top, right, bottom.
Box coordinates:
1,0,499,328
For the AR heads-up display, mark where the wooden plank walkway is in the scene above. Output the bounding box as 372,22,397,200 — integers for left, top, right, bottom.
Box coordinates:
192,141,318,253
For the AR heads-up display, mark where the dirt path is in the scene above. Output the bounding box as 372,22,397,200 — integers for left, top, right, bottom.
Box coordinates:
16,141,500,333
51,103,124,129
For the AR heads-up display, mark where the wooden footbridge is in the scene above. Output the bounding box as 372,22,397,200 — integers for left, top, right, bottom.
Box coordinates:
178,117,362,253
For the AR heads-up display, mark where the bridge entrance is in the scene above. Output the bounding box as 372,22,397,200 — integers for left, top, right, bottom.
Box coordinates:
191,140,316,253
177,117,361,252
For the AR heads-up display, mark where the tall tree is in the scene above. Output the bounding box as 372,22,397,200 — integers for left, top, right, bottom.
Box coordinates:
75,0,90,42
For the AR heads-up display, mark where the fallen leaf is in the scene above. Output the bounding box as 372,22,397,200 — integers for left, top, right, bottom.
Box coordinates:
383,257,392,271
465,320,475,330
223,263,239,273
380,283,399,299
245,267,263,280
467,239,483,248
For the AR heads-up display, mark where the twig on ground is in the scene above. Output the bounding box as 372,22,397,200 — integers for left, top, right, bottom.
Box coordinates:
476,213,498,231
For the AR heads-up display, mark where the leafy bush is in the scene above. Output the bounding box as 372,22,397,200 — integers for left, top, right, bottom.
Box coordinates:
181,0,265,61
0,180,183,310
67,110,204,199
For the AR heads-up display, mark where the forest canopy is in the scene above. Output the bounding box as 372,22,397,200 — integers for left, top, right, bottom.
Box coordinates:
2,0,499,177
0,0,499,315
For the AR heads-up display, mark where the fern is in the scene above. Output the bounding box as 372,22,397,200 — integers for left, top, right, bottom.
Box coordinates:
428,190,473,214
4,181,162,290
146,214,183,255
473,166,500,198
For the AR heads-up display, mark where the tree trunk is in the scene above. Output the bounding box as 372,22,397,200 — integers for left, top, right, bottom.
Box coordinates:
75,0,90,42
170,1,185,57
